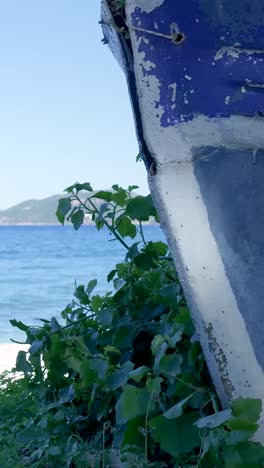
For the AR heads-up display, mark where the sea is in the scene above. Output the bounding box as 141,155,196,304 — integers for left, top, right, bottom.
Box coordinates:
0,225,164,343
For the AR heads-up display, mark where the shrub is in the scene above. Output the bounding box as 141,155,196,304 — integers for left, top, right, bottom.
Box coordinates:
1,183,264,467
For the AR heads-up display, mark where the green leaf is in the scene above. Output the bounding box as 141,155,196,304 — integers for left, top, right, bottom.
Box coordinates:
97,393,114,420
158,318,184,348
155,353,183,382
153,343,168,376
227,418,258,433
104,345,122,364
74,285,89,305
146,376,163,395
64,182,77,193
76,182,93,192
94,190,113,202
95,218,105,230
128,366,149,383
157,283,180,310
91,294,103,311
97,202,110,219
79,363,96,386
66,206,78,222
122,416,145,449
71,209,84,230
64,353,83,374
223,447,243,468
29,338,46,355
223,443,264,468
112,188,127,207
126,195,156,221
225,429,256,445
134,252,155,270
65,182,93,193
176,306,195,337
195,409,232,429
107,269,117,283
80,358,108,386
164,394,194,419
128,185,139,192
116,216,137,238
126,242,140,260
97,307,114,326
48,446,61,456
226,399,262,438
16,350,32,375
234,442,264,467
188,340,201,366
146,241,168,257
231,398,262,422
51,317,61,333
149,412,200,456
16,428,48,444
151,335,165,356
59,384,75,403
113,324,136,349
56,197,72,224
116,385,150,424
199,434,212,462
10,319,29,332
107,361,134,390
86,279,97,294
92,357,109,380
61,304,73,319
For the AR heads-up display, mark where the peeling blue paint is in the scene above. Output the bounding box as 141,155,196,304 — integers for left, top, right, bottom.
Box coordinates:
131,0,264,125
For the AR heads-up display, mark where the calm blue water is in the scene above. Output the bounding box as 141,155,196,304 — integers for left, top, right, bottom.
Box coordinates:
0,225,163,343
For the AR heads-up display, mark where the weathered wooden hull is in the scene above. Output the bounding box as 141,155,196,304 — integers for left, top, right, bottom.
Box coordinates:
101,0,264,439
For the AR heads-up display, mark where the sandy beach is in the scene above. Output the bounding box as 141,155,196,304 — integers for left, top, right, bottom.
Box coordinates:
0,343,29,374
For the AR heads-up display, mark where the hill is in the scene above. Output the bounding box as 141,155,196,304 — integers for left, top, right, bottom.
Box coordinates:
0,192,104,225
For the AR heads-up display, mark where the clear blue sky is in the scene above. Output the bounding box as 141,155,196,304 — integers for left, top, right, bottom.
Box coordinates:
0,1,148,209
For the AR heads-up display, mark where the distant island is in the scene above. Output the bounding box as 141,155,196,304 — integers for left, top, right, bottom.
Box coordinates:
0,194,63,225
0,192,157,225
0,192,111,225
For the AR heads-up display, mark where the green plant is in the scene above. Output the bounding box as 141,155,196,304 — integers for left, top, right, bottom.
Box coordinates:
1,182,264,467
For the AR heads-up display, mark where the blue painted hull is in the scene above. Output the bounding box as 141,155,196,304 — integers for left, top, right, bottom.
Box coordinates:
131,0,264,122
